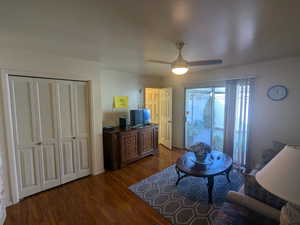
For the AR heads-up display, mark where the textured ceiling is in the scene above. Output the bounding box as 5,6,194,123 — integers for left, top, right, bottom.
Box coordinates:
1,0,300,75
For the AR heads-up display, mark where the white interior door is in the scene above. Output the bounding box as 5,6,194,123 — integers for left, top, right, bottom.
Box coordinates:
159,88,173,149
9,77,42,197
57,81,78,184
74,82,90,178
36,79,61,190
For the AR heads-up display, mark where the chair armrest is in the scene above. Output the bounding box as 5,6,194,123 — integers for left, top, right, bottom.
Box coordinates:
226,191,281,222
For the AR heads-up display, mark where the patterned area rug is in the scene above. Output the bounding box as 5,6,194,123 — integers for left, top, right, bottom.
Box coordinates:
129,165,243,225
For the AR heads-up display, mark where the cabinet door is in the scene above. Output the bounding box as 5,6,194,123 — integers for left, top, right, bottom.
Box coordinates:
9,77,42,197
36,79,60,190
139,127,154,155
73,82,90,178
120,131,139,166
56,81,78,184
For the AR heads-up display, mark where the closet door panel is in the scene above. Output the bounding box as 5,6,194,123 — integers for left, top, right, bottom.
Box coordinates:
38,81,56,139
40,142,60,190
9,77,42,197
19,147,40,190
57,82,77,183
62,141,76,174
74,83,90,177
12,80,36,145
42,145,57,180
36,80,60,189
76,84,89,135
78,138,89,171
60,83,74,137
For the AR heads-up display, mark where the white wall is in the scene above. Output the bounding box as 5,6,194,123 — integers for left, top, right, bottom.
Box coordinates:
101,70,162,126
164,57,300,166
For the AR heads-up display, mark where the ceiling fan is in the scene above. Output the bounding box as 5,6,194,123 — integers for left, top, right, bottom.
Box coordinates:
147,41,223,75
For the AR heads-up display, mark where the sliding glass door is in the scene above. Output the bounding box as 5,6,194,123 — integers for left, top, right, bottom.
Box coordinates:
185,87,226,151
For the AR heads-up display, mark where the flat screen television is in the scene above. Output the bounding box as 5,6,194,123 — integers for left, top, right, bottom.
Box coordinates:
130,109,151,126
130,109,143,126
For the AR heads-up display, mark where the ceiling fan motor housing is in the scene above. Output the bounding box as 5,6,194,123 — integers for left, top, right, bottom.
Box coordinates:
172,54,189,69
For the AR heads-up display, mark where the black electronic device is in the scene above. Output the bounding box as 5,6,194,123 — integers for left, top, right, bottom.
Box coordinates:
119,117,128,129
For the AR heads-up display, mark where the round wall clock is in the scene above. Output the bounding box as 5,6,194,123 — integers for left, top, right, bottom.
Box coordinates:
267,85,288,101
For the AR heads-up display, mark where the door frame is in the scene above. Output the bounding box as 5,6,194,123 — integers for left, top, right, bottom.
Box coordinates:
183,83,225,150
0,69,97,205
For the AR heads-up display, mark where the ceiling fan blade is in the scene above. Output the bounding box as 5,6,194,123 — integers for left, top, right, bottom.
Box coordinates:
188,59,223,66
147,59,172,65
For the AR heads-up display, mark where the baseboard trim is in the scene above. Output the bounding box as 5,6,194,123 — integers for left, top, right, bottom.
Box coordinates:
92,168,105,175
0,210,6,225
6,200,13,207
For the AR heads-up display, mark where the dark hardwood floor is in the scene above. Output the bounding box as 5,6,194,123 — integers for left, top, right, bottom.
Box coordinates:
5,145,185,225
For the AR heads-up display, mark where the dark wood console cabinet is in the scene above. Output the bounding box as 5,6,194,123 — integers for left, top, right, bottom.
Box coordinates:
103,124,159,170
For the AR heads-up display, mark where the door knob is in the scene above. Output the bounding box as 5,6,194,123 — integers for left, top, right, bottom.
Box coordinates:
36,142,42,145
72,137,76,139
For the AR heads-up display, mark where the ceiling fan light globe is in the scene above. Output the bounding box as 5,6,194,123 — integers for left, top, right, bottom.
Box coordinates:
171,67,189,75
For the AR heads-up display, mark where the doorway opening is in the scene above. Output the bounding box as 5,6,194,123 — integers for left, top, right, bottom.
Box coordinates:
145,88,173,149
185,87,226,151
145,88,160,124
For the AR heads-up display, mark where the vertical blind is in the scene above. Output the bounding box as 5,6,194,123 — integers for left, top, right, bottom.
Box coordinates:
224,78,255,169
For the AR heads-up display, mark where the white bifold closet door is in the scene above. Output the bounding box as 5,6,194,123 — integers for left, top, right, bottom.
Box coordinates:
74,82,90,178
10,77,43,197
57,81,78,184
9,76,90,198
36,79,61,190
57,81,90,184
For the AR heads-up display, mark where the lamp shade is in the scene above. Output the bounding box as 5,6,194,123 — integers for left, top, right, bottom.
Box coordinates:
256,146,300,205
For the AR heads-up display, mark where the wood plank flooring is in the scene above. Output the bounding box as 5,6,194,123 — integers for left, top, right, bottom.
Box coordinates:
5,146,184,225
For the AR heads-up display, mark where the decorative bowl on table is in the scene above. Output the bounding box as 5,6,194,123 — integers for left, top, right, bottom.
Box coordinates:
187,142,213,165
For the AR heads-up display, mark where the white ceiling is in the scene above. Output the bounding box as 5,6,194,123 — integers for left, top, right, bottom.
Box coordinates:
1,0,300,75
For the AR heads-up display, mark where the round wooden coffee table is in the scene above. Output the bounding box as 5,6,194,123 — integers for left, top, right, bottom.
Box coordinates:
175,150,233,204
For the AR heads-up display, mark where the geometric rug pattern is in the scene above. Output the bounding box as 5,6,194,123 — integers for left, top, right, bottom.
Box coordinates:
129,165,243,225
